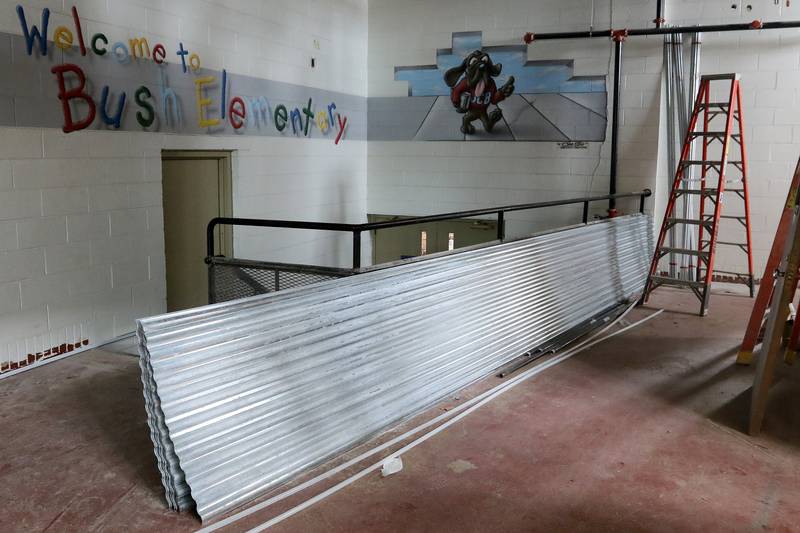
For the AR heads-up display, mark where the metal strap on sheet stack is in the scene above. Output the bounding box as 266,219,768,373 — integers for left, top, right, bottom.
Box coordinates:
137,214,653,521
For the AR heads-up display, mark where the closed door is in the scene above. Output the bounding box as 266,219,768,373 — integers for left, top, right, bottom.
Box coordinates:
162,152,232,312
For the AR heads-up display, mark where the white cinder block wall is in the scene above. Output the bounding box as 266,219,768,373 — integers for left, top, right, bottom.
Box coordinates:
367,0,800,277
0,0,368,368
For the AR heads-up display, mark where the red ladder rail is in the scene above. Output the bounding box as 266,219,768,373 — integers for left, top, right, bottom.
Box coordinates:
737,84,756,297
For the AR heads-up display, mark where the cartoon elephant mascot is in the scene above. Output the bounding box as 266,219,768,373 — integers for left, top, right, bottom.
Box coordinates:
444,50,515,135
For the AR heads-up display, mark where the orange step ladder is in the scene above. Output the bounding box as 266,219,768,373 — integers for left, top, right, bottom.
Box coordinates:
749,194,800,435
737,158,800,365
643,74,755,316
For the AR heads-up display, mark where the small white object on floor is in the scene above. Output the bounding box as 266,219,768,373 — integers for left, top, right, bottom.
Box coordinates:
381,457,403,477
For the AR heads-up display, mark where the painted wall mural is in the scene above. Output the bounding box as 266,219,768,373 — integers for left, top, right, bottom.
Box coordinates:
369,31,608,142
1,5,365,142
2,8,603,145
444,49,516,135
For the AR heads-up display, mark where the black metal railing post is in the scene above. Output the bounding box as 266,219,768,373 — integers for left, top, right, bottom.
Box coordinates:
207,223,216,259
352,231,361,269
582,201,589,224
208,263,216,304
497,211,505,240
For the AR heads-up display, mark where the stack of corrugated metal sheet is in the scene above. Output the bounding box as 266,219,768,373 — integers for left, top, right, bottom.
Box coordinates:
138,214,652,521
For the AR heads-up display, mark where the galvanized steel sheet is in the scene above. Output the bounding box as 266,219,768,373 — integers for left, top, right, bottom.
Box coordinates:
138,214,653,520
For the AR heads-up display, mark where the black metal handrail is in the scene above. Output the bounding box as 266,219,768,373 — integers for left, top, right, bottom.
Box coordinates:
207,189,651,269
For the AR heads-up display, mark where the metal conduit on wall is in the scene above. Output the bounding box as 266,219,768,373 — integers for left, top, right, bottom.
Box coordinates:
138,215,653,521
663,30,702,281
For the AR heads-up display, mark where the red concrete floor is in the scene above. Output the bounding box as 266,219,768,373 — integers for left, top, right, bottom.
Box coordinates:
1,288,799,532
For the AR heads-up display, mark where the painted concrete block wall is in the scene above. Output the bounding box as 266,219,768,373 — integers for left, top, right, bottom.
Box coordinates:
366,0,663,242
0,128,166,364
0,0,368,369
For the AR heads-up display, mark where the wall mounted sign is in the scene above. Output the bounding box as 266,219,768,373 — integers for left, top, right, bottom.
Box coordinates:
5,5,364,143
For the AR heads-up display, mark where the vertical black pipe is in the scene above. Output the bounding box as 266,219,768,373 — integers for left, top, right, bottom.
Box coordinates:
655,0,664,28
609,38,623,214
582,201,589,223
352,230,361,270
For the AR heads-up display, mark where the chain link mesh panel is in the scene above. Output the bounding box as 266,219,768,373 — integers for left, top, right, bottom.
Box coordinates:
209,259,354,304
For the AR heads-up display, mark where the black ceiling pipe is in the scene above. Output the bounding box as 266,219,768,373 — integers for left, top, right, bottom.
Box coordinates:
523,19,800,42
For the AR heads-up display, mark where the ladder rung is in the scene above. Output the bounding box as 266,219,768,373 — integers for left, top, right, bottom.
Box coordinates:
677,189,735,196
716,241,748,247
688,132,740,138
704,109,740,117
660,247,710,257
681,160,722,166
720,215,747,220
650,275,706,289
713,269,751,278
680,188,744,194
678,190,715,196
701,73,739,81
680,160,742,167
680,179,742,184
666,218,713,227
699,104,739,113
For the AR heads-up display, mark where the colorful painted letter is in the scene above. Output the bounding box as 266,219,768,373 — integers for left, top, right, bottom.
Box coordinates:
17,5,49,56
99,86,127,129
229,97,246,130
194,76,220,128
135,86,155,128
50,64,96,133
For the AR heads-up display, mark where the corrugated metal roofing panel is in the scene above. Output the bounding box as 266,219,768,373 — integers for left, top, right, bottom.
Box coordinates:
138,214,653,520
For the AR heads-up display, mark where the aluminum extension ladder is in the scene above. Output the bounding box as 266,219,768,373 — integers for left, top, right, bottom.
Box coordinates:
643,74,755,316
